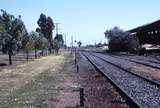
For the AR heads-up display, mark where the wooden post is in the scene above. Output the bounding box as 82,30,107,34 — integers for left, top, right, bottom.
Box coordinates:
75,47,77,64
77,65,79,72
75,58,77,64
71,36,73,55
80,87,84,107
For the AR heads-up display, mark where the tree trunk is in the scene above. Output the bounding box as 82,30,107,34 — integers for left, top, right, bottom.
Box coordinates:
49,48,51,54
57,49,59,54
35,49,37,59
42,50,44,56
8,53,12,65
26,52,29,61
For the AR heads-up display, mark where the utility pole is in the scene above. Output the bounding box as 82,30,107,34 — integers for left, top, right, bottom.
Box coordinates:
100,38,102,44
55,23,60,35
71,36,73,54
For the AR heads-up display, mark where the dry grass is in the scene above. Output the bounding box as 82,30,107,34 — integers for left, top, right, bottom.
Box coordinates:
0,52,72,108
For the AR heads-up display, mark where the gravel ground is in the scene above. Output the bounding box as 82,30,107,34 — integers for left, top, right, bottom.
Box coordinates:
117,54,160,64
84,52,160,108
93,53,160,82
77,52,129,108
111,54,160,69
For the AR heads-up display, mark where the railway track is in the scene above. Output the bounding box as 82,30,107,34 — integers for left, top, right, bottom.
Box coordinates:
83,50,160,81
86,49,160,66
88,50,160,69
108,54,160,70
92,52,160,86
110,53,160,64
149,56,160,62
81,51,160,108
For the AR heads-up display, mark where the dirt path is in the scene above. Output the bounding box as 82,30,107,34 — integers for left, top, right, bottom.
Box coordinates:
0,52,75,108
53,61,80,108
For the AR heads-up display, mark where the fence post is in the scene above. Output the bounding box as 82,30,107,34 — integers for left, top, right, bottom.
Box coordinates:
77,65,79,72
80,87,84,107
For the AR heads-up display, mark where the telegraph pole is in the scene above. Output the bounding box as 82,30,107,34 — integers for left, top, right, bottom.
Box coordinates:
71,36,73,54
55,23,60,35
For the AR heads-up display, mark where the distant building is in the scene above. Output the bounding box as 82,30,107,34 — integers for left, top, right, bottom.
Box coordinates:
127,20,160,45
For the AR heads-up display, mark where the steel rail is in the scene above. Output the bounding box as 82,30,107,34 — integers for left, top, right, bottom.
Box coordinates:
90,52,160,87
108,54,160,70
81,52,141,108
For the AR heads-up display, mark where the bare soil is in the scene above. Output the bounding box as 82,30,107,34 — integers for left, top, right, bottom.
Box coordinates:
53,59,80,108
0,53,35,71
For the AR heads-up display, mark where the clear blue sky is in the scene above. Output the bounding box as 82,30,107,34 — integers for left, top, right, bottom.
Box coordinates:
1,0,160,46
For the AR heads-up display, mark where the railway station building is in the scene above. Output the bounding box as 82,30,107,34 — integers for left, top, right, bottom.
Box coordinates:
128,20,160,46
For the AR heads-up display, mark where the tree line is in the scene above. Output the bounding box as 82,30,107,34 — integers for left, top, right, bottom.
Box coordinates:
0,9,64,65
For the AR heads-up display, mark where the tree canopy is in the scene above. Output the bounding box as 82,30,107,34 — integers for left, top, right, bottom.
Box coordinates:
37,13,55,53
0,10,65,64
105,26,128,41
53,34,64,54
54,34,64,46
0,9,27,64
104,26,139,52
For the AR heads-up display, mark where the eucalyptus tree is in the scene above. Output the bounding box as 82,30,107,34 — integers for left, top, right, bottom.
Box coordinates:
52,40,60,54
40,36,48,56
37,14,55,53
22,33,34,61
0,10,27,65
0,17,5,51
104,27,128,51
36,30,49,56
54,34,64,46
53,34,64,53
104,26,139,52
29,31,40,58
29,31,49,58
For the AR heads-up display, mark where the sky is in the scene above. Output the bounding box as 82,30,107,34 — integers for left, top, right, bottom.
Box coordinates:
0,0,160,46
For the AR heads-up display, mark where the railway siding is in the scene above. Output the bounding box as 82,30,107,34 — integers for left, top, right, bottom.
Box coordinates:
82,52,160,108
93,53,160,83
